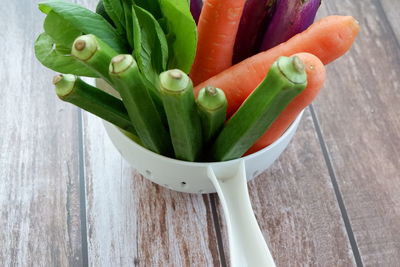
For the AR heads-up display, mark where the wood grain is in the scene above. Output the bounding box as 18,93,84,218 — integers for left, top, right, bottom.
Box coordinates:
3,0,400,266
314,1,400,266
0,0,83,266
214,109,355,266
82,112,223,266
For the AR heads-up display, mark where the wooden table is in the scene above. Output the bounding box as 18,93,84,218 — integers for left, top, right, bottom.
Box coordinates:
1,0,399,266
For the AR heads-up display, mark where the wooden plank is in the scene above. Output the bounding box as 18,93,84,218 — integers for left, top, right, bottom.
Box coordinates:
214,109,356,266
0,0,84,266
378,0,400,45
82,112,223,266
313,1,400,265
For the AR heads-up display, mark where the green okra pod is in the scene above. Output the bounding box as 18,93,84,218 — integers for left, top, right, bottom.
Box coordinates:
72,34,165,120
53,74,139,141
211,56,307,161
71,34,118,85
159,69,203,162
109,54,173,156
196,86,227,144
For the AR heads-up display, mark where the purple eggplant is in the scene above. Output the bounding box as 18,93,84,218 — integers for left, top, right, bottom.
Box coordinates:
233,0,277,64
260,0,321,51
190,0,203,24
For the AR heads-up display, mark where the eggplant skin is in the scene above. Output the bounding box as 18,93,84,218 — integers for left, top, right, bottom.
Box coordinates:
233,0,277,64
190,0,203,24
260,0,321,51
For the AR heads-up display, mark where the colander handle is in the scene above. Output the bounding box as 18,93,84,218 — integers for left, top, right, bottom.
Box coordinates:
207,160,276,267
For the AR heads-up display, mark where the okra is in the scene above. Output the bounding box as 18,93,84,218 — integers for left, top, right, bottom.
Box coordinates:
53,74,139,140
159,69,203,162
211,56,307,161
196,86,227,144
71,34,118,85
109,54,173,156
71,34,166,121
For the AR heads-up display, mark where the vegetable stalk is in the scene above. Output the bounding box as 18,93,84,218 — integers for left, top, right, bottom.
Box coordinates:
109,54,173,156
211,56,307,161
159,69,203,161
196,86,227,145
72,34,118,85
53,74,139,139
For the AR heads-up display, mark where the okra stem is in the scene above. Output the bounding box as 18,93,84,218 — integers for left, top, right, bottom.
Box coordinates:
72,34,118,85
159,69,203,161
196,86,227,144
109,55,173,156
53,74,138,139
211,56,307,161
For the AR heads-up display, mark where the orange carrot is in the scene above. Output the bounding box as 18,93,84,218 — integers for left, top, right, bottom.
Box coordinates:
246,52,326,155
194,15,360,116
189,0,246,86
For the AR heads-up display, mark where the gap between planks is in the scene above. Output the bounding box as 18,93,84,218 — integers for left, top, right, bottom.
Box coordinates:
309,104,363,267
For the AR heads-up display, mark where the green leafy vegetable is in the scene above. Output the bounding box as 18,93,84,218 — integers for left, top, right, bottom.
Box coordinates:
95,1,116,28
132,5,168,86
134,0,162,19
39,0,128,53
35,32,98,77
159,0,197,73
100,0,127,37
122,1,134,49
44,11,82,48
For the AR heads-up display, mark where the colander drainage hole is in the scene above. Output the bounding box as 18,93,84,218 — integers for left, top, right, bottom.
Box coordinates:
181,181,187,187
145,170,152,177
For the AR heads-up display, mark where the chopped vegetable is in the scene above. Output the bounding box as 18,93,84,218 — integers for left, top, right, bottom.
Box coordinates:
190,0,246,85
53,74,138,139
195,15,360,117
260,0,321,51
246,52,326,154
233,0,277,64
196,86,227,145
71,34,118,86
109,54,173,156
211,56,307,161
159,69,203,161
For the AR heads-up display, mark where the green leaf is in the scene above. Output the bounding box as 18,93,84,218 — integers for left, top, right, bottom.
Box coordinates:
134,0,162,19
122,1,134,49
132,5,168,85
101,0,125,33
159,0,197,73
34,32,98,77
44,11,82,48
38,0,128,53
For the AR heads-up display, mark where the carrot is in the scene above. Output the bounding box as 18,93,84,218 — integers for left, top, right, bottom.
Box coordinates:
189,0,246,86
194,15,360,116
245,52,326,155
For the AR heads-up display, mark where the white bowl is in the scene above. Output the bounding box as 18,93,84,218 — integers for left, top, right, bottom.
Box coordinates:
103,110,303,194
